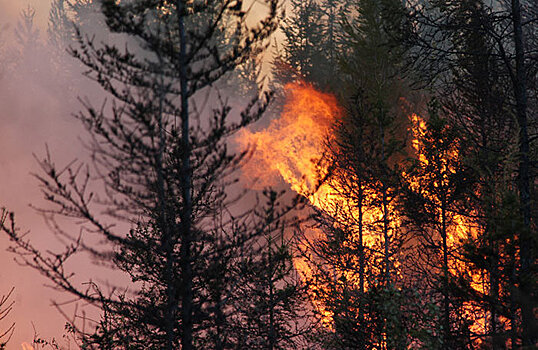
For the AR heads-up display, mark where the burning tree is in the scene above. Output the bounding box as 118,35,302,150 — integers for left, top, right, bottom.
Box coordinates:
304,0,415,347
0,0,319,349
239,0,536,347
402,104,476,348
406,0,538,346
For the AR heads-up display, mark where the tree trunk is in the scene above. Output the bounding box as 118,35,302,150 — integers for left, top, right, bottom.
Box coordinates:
379,122,391,284
177,1,193,349
157,54,179,350
268,238,276,350
358,179,365,321
511,0,535,346
441,200,450,350
489,239,499,349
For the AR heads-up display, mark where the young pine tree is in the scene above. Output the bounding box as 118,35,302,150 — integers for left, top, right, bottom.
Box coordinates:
230,190,310,350
298,0,416,347
402,102,474,349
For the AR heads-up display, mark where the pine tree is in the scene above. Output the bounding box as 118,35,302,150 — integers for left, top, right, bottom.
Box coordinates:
296,0,417,347
15,6,40,49
402,101,474,349
444,3,519,346
274,0,326,86
338,0,409,287
274,0,349,89
230,190,310,350
2,1,284,349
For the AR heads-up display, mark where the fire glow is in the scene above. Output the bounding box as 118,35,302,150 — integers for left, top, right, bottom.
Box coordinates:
239,81,488,336
238,81,340,200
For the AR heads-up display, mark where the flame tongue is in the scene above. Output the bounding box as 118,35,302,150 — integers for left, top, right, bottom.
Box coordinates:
239,81,344,325
239,81,340,197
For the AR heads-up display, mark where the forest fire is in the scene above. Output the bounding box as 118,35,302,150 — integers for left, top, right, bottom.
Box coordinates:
408,112,487,338
240,81,392,319
0,0,533,347
238,81,344,322
240,80,489,337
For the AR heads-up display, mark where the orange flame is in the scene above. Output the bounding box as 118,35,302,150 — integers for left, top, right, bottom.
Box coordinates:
239,81,396,324
239,81,345,322
239,81,340,198
408,113,488,339
240,81,489,339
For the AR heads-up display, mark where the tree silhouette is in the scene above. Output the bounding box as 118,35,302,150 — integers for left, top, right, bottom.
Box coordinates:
1,1,288,349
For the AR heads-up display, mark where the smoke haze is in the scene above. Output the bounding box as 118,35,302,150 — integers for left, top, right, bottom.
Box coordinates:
0,1,106,347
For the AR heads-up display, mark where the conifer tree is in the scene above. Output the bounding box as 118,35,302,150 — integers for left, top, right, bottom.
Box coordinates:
1,1,286,349
443,3,520,346
338,0,409,286
274,0,349,89
296,0,417,347
274,0,326,86
402,102,474,349
230,190,310,350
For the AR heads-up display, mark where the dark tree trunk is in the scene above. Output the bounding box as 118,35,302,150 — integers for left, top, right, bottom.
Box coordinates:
268,241,276,350
177,1,193,349
157,54,178,350
511,0,535,346
380,125,391,284
358,179,365,320
441,200,450,350
489,238,499,349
